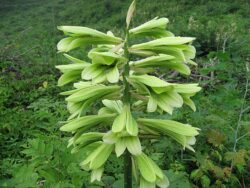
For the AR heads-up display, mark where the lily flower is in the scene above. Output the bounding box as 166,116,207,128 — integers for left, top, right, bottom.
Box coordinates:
129,17,173,37
57,26,122,52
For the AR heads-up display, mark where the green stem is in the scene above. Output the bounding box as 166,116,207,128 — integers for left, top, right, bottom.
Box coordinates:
123,28,132,188
124,150,132,188
122,31,131,105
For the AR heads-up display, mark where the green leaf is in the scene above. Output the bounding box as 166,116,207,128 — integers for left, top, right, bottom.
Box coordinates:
39,168,58,183
200,175,211,188
166,170,191,188
224,149,247,166
206,129,226,147
10,165,39,188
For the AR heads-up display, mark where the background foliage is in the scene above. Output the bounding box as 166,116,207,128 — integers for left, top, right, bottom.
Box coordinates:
0,0,249,187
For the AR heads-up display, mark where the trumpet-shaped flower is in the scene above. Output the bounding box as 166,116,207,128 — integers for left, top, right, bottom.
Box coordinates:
130,37,196,64
133,153,169,187
80,51,126,83
129,54,191,75
55,54,89,86
129,17,173,38
138,118,200,152
60,82,120,119
80,142,114,170
129,74,201,114
57,26,122,52
103,131,142,156
112,105,138,136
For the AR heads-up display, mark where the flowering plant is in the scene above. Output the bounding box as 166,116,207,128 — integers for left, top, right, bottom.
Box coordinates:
56,1,201,187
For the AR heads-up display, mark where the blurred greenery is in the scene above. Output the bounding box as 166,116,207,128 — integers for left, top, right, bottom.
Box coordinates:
0,0,249,187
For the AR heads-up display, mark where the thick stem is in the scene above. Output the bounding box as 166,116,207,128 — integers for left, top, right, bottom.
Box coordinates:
123,28,132,188
124,150,132,188
122,32,131,105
